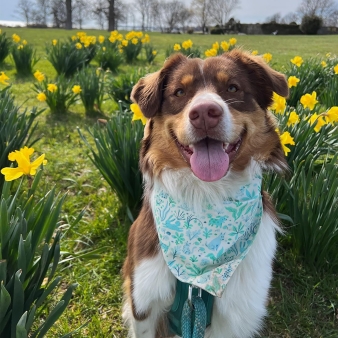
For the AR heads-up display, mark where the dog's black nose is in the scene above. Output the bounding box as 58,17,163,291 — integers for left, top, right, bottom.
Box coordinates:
189,102,222,130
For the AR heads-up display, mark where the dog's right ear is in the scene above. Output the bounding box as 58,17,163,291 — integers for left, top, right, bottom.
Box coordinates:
130,53,187,118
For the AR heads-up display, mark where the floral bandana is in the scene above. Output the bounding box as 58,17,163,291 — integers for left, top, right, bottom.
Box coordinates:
151,172,263,298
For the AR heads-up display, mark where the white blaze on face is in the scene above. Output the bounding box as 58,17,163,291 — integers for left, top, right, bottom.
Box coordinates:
184,91,236,182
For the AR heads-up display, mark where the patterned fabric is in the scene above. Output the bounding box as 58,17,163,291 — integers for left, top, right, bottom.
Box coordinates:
151,172,263,297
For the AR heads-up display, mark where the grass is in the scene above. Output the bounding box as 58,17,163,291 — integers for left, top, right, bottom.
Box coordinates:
0,27,337,337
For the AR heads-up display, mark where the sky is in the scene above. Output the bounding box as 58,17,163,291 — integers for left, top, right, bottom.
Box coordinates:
0,0,301,25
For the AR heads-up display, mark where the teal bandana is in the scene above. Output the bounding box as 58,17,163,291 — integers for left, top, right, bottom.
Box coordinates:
151,172,263,297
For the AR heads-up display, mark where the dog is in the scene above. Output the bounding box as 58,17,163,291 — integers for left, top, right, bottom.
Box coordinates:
122,49,289,338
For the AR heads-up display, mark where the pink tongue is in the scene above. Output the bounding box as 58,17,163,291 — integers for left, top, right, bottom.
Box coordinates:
190,138,229,182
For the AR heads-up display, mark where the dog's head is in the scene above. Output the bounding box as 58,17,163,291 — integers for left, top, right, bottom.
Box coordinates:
132,49,289,182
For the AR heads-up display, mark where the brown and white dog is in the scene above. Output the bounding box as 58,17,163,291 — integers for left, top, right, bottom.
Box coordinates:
122,49,289,338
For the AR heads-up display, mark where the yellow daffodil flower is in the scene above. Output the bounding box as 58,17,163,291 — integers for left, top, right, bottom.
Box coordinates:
321,61,327,67
22,40,27,45
279,131,295,156
173,44,181,51
131,38,138,45
12,33,20,43
99,35,105,43
109,36,116,43
52,39,57,46
34,70,45,82
47,83,58,93
300,91,318,110
37,92,47,102
221,41,229,52
287,111,300,126
75,43,82,49
251,50,258,55
324,106,338,123
182,39,193,50
212,42,220,50
18,45,23,50
326,52,331,57
334,64,338,74
308,113,326,132
130,103,147,125
122,39,128,47
0,146,47,181
269,92,286,114
152,50,157,55
0,72,10,86
205,48,218,57
290,56,303,67
262,53,272,63
288,76,300,88
72,85,82,94
229,38,237,45
71,35,77,41
141,34,150,44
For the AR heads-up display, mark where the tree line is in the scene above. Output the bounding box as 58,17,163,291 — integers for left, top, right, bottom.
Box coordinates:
16,0,338,32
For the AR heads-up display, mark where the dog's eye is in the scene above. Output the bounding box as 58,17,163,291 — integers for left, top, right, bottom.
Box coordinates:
227,85,238,93
175,89,185,97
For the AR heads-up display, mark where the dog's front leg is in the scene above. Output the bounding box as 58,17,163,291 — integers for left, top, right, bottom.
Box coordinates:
123,252,176,338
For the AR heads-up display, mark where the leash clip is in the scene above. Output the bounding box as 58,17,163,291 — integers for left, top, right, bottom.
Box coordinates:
188,284,202,308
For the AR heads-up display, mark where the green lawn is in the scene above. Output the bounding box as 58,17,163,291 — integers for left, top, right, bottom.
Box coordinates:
0,27,337,337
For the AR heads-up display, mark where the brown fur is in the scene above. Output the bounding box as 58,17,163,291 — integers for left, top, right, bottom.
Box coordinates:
123,49,289,332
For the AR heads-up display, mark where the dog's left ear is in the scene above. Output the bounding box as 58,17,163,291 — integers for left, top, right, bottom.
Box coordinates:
222,50,289,110
131,53,187,118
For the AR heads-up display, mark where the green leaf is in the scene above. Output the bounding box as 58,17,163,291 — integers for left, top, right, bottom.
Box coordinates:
0,281,11,327
16,311,28,338
11,270,24,338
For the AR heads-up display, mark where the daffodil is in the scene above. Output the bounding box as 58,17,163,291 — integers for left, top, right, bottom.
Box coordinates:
321,61,327,67
262,53,272,63
122,40,128,47
300,91,318,110
269,92,286,114
182,39,193,50
52,39,57,46
75,42,82,49
212,42,219,50
47,83,58,93
152,50,157,55
0,146,47,181
308,113,326,132
287,111,300,126
130,103,147,125
131,38,138,45
37,92,47,102
229,38,237,45
22,40,27,45
221,41,229,52
290,56,303,67
0,72,10,86
34,70,45,82
334,64,338,74
324,106,338,123
205,48,217,57
288,76,300,88
98,35,105,43
141,34,150,43
279,131,295,156
102,46,106,51
12,33,20,43
72,85,82,94
251,50,258,55
173,44,181,51
18,45,23,50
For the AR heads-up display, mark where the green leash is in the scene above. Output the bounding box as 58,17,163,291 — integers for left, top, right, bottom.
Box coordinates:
181,294,207,338
168,281,212,337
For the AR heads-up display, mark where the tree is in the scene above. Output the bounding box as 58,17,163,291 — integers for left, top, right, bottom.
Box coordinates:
191,0,211,34
73,0,88,29
66,0,72,29
16,0,34,26
36,0,50,25
178,7,193,32
208,0,240,32
160,0,188,33
300,14,323,34
265,12,282,24
298,0,336,17
92,0,107,29
134,0,153,30
50,0,67,28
